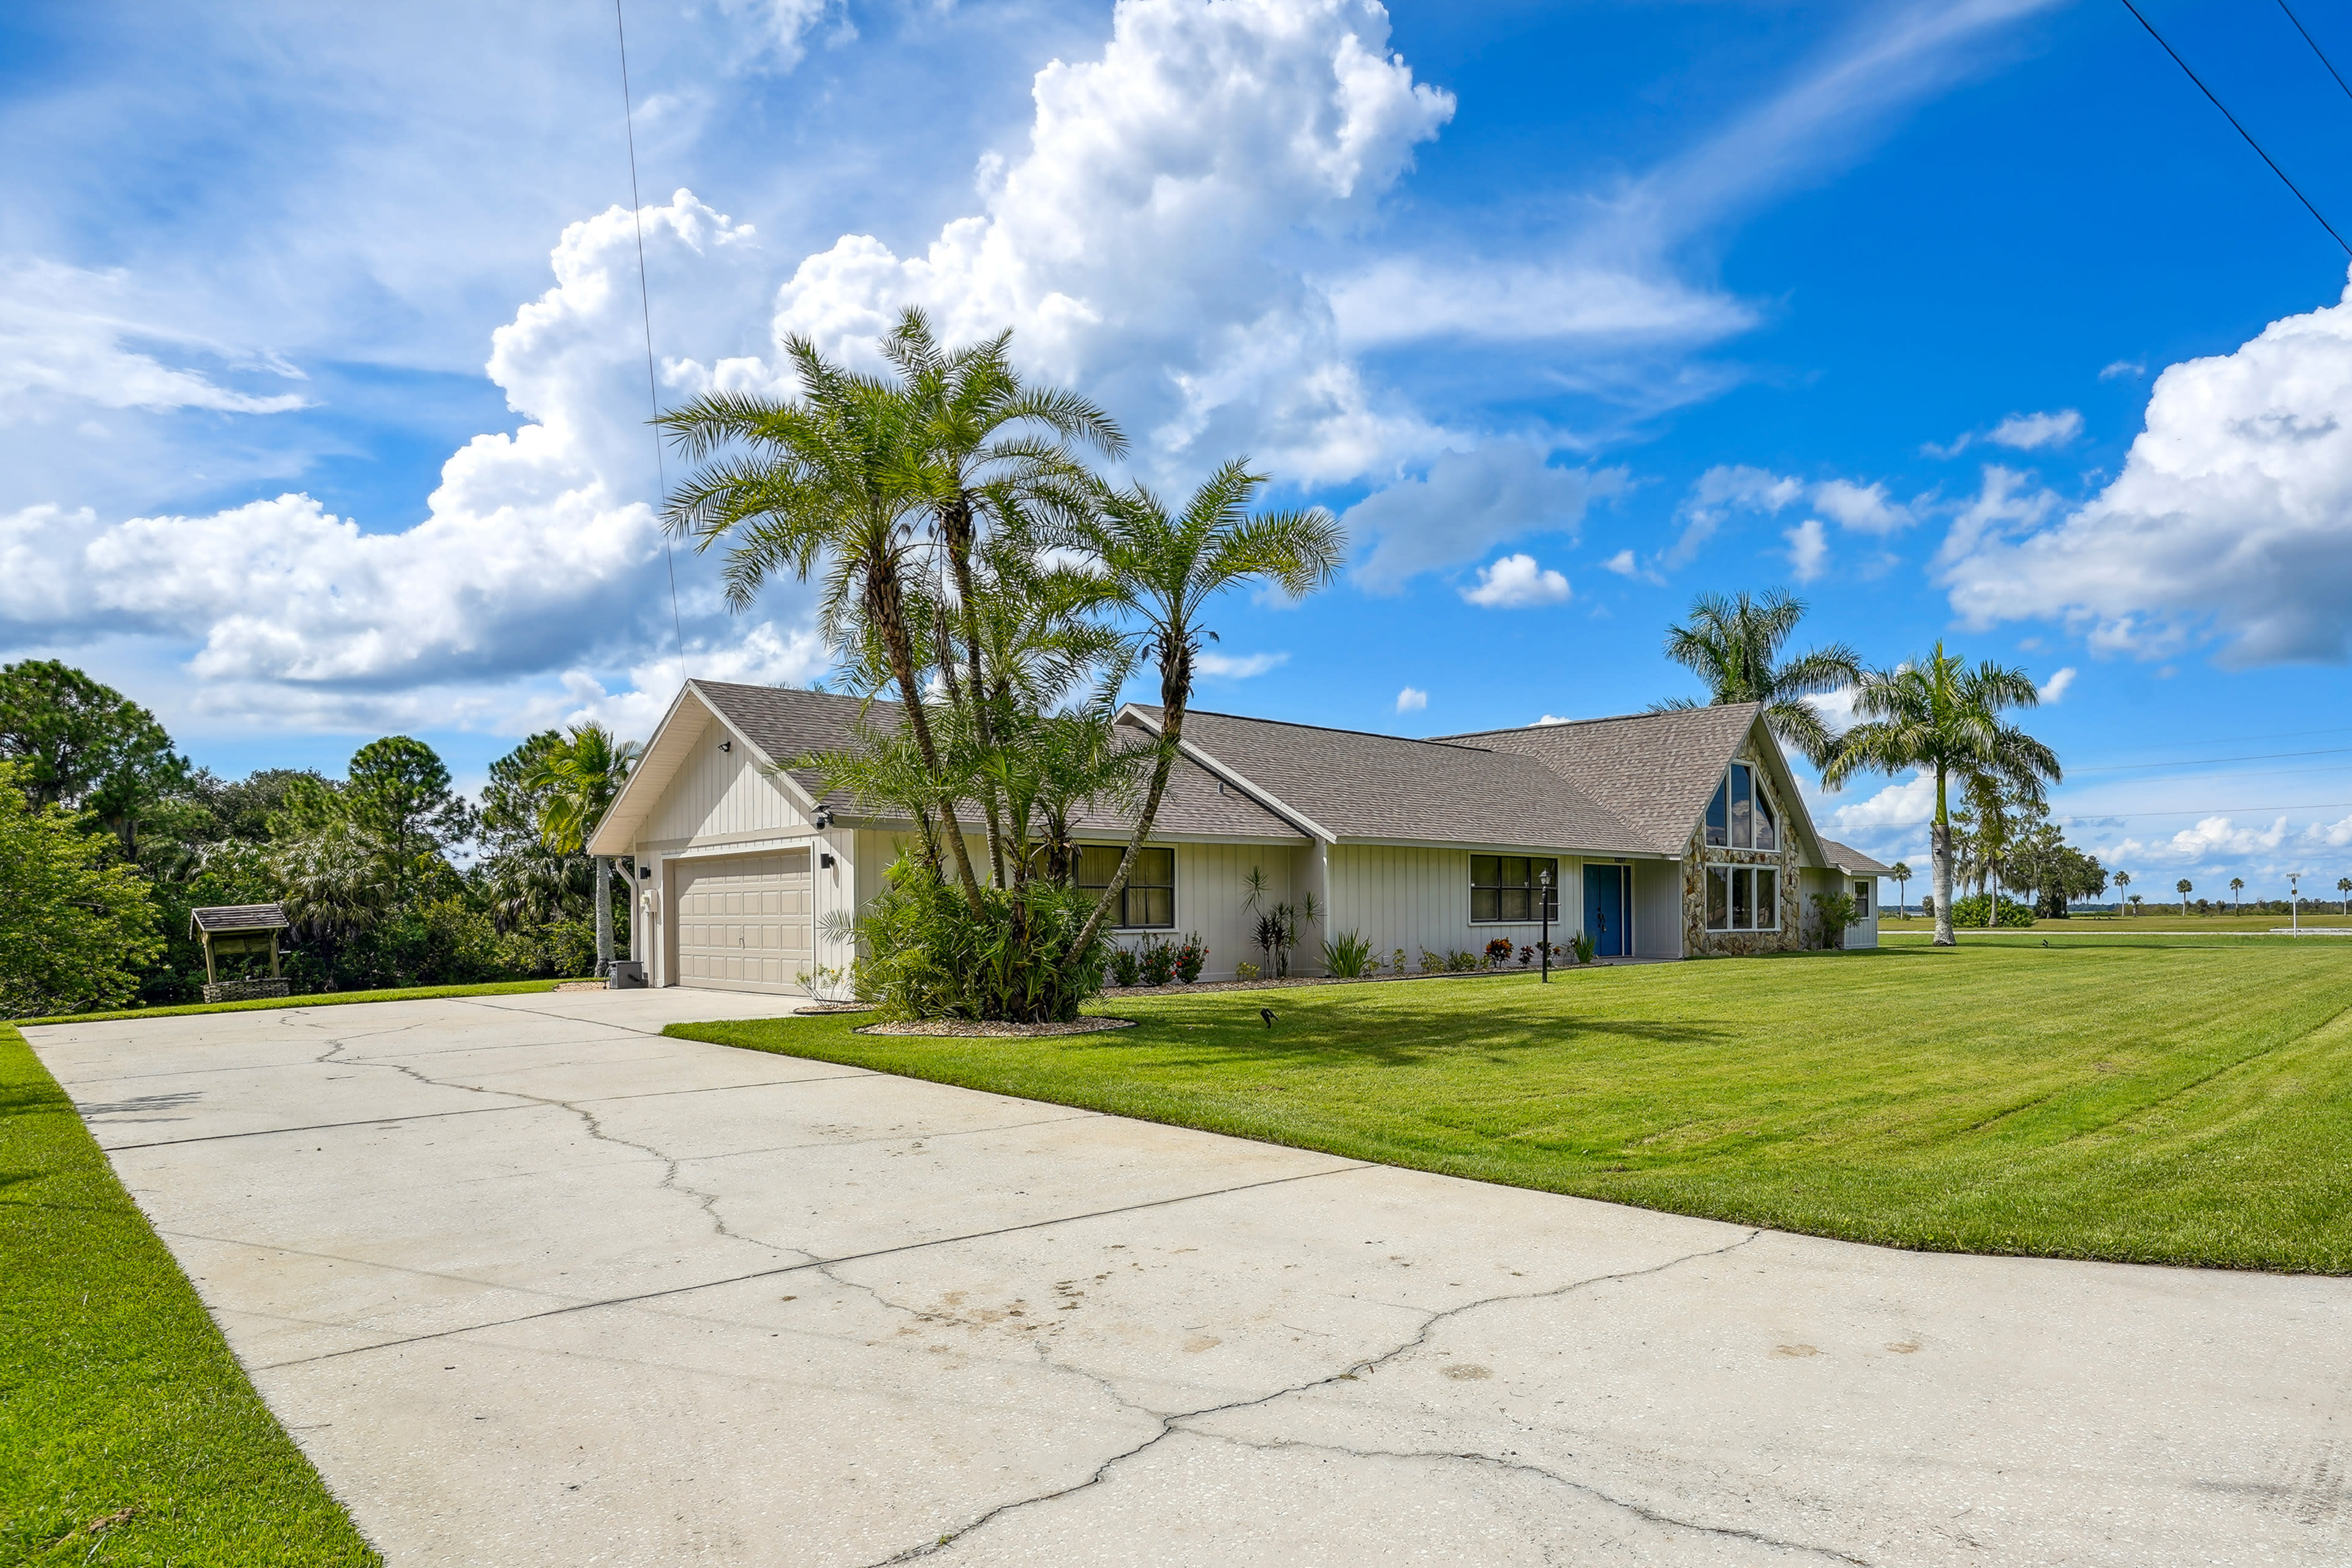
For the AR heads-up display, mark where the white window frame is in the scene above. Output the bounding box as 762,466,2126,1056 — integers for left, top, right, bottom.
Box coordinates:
1704,864,1780,932
1852,880,1871,920
1703,761,1779,853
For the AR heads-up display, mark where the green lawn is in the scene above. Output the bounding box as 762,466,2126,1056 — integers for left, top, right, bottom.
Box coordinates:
671,935,2352,1274
18,977,579,1027
0,1025,379,1566
1882,912,2349,932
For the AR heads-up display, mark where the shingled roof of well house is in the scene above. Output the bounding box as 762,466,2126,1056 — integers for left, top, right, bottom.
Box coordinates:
189,903,289,934
691,681,1305,842
1431,704,1763,857
1129,707,1654,853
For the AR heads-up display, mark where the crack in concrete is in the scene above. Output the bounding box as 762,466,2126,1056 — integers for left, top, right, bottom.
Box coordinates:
864,1230,1768,1564
1189,1430,1869,1564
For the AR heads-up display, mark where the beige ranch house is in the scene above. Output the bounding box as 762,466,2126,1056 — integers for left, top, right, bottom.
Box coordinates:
587,680,1894,997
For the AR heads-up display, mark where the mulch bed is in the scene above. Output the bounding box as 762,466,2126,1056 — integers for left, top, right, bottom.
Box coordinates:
1101,967,1540,999
856,1016,1138,1038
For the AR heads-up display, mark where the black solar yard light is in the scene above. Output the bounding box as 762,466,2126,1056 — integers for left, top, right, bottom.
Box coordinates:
1539,867,1552,984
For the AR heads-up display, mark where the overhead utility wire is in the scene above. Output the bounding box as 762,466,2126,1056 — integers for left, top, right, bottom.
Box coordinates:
2068,744,2352,774
614,0,690,686
2277,0,2352,107
2115,0,2352,256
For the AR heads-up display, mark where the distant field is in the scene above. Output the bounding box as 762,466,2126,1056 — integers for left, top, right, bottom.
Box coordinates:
1880,912,2352,933
676,935,2352,1274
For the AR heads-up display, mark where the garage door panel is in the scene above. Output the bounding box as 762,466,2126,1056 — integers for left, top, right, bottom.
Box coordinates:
673,850,812,994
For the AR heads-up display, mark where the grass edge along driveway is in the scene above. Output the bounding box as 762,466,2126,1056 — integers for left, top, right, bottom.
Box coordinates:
0,1024,380,1567
671,935,2352,1276
18,977,575,1028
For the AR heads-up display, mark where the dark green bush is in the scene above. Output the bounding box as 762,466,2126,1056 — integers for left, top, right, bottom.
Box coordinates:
852,860,1108,1022
1948,894,2036,928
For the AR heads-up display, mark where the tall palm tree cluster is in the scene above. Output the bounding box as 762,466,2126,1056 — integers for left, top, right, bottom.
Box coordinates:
1658,592,2060,949
660,311,1343,1020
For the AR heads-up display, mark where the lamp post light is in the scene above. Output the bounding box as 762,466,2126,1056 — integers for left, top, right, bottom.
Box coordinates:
1539,867,1553,984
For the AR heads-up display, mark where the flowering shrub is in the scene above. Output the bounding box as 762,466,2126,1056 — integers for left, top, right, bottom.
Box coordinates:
1109,948,1141,987
1483,937,1515,968
1234,960,1261,982
1138,937,1177,987
1173,933,1206,982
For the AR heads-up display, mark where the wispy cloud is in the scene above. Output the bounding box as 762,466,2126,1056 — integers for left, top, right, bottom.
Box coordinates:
1194,650,1290,679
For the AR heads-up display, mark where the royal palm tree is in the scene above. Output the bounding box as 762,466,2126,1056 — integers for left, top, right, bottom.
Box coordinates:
2113,869,2130,916
1820,643,2059,947
2230,875,2244,913
1058,461,1343,954
2177,877,2193,917
1656,589,1863,767
660,337,992,911
1890,860,1912,917
2338,875,2351,914
524,722,644,973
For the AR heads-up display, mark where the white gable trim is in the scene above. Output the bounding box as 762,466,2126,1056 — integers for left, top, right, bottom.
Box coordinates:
587,680,824,856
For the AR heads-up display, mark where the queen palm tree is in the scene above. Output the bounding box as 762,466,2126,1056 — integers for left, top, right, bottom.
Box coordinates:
2177,877,2193,917
1656,589,1863,767
524,722,644,974
1820,643,2059,947
2113,869,2130,916
2230,876,2244,913
660,337,992,911
1890,860,1912,917
1058,461,1343,954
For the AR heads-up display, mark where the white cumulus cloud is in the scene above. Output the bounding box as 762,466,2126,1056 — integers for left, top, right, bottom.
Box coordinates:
769,0,1455,486
1811,477,1912,533
1461,553,1570,608
2037,666,2076,702
1941,272,2352,665
1784,518,1828,582
1396,685,1427,713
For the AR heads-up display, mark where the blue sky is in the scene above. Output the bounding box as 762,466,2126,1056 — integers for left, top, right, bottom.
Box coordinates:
6,0,2352,899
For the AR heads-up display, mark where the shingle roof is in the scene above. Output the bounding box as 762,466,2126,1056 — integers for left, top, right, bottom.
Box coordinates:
1818,837,1897,878
690,681,1305,842
189,903,288,935
1430,705,1765,857
1127,707,1655,854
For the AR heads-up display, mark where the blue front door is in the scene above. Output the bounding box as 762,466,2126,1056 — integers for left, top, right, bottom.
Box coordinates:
1584,865,1626,956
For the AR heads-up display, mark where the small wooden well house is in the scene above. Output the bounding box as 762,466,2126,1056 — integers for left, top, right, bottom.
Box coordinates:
190,903,292,1003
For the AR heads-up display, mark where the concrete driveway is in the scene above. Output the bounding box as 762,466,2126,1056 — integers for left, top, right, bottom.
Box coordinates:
31,991,2352,1566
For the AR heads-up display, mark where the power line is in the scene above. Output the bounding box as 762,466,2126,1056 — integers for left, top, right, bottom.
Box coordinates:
2116,0,2352,255
2277,0,2352,107
2068,744,2352,774
614,0,689,687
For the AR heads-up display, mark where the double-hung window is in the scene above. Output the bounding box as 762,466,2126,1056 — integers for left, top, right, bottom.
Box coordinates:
1470,856,1559,923
1703,763,1777,851
1705,865,1780,932
1077,845,1175,929
1852,880,1871,919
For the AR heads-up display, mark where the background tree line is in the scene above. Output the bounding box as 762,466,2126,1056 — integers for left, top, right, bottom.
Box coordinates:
0,657,636,1017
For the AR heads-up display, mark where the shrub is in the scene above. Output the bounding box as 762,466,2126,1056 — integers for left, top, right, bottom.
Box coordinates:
1138,937,1177,987
1418,949,1446,974
1324,929,1374,978
1446,949,1480,973
1809,891,1857,950
1234,960,1261,982
1517,944,1534,968
1483,937,1515,969
1173,933,1206,983
1109,947,1141,987
1947,894,2035,928
1571,933,1597,965
1390,948,1408,976
850,859,1107,1022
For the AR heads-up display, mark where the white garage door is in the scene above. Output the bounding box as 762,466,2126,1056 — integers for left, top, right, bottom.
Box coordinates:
673,850,813,994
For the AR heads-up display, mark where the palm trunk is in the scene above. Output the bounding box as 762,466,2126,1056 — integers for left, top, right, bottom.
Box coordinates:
869,560,986,913
932,600,1003,889
1931,766,1956,947
942,500,1006,889
1072,639,1189,956
595,856,613,974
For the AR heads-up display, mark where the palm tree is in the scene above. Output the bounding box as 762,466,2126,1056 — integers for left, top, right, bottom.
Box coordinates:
1820,643,2059,947
2113,869,2130,916
2230,876,2244,913
1890,861,1912,917
2338,875,2350,915
885,309,1125,883
1657,589,1863,767
524,722,644,974
2177,877,2193,917
1058,461,1343,954
660,337,992,911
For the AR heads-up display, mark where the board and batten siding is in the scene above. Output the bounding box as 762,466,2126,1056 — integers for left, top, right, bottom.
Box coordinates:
645,714,816,843
1325,845,1596,968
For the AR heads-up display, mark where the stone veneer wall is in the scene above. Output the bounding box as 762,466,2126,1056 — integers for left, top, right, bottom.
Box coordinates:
1682,745,1801,957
